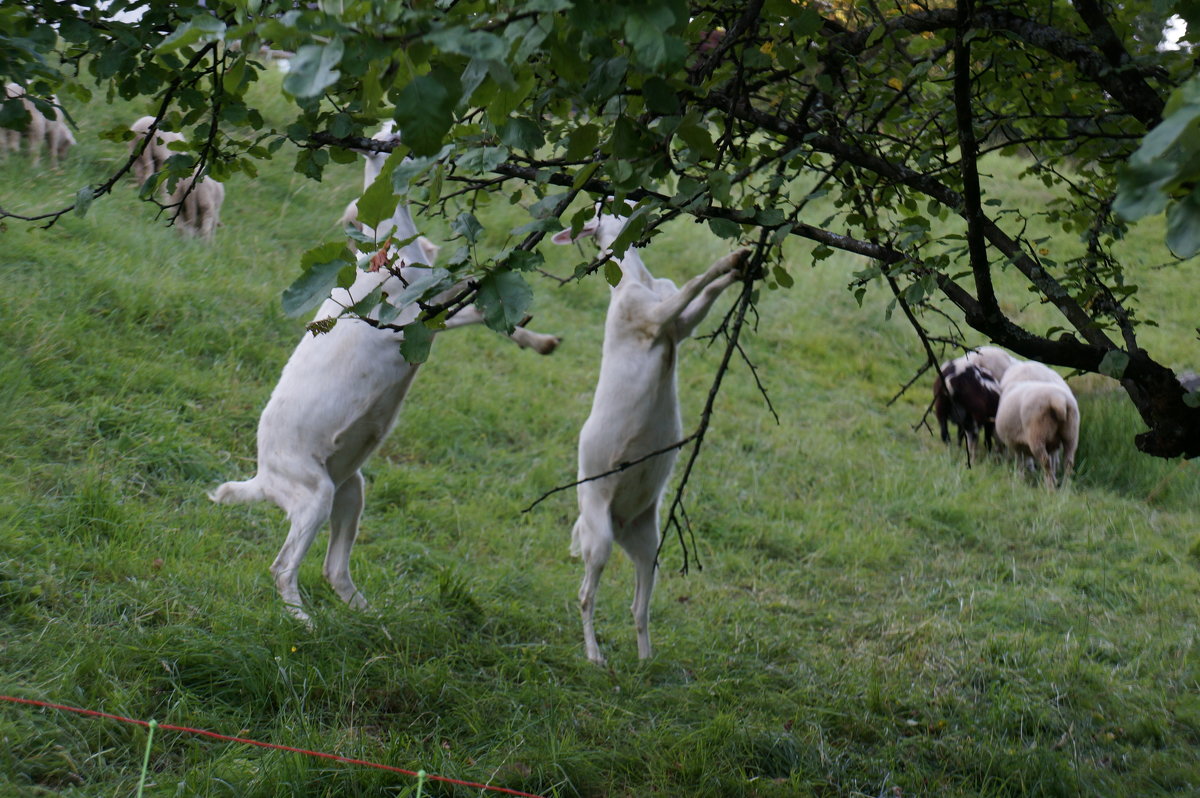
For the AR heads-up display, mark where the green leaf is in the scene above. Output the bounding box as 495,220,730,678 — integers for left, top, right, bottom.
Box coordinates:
499,117,545,151
790,7,824,37
357,147,408,229
1131,87,1200,166
156,14,226,54
74,186,94,218
1166,190,1200,258
427,27,507,61
1114,160,1173,221
451,212,484,245
283,241,354,317
503,249,545,272
1098,349,1131,380
0,98,31,130
603,260,623,287
475,270,532,333
642,76,680,115
772,264,793,289
565,125,600,161
399,320,435,364
394,67,462,156
346,284,384,317
391,267,453,309
708,217,741,239
283,39,345,99
456,146,509,174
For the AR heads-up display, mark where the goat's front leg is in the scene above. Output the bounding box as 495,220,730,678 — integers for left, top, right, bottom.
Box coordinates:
675,270,740,338
647,248,749,331
442,305,561,354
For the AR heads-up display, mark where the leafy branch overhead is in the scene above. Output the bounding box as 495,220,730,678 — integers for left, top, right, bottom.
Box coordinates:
4,0,1200,457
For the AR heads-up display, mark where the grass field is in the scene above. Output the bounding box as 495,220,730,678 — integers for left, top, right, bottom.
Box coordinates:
2,76,1200,797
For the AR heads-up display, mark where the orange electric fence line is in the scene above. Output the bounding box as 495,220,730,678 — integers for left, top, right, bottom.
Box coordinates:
0,694,547,798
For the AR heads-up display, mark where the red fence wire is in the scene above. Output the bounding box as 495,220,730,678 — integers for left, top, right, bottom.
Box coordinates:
0,694,547,798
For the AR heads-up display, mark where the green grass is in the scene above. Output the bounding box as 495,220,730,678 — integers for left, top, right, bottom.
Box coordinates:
3,74,1200,797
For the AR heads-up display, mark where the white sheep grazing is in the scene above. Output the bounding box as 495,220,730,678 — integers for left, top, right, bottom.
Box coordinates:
170,171,225,241
999,359,1069,391
128,116,185,191
2,83,47,163
45,111,75,167
962,345,1016,383
210,129,560,623
552,205,748,664
995,361,1079,489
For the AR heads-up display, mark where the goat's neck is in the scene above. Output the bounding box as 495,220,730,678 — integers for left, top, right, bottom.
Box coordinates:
598,236,654,287
373,202,420,243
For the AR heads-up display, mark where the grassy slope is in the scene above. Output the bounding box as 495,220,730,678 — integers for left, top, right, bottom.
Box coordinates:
1,78,1200,797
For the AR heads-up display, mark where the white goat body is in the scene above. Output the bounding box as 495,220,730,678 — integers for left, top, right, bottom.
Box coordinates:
211,131,559,622
554,207,747,664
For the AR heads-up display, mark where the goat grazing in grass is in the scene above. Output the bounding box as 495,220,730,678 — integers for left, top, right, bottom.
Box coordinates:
995,361,1078,489
553,204,748,664
934,362,1001,465
210,128,559,623
933,346,1014,465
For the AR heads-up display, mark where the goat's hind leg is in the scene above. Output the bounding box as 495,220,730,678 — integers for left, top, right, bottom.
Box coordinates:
270,473,337,624
324,470,369,610
574,492,615,665
621,505,661,661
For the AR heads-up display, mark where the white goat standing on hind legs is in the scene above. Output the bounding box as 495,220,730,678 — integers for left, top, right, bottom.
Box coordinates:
210,126,560,625
553,204,749,665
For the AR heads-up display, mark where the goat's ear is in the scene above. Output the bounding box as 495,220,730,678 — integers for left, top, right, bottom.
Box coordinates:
551,217,598,245
417,235,441,264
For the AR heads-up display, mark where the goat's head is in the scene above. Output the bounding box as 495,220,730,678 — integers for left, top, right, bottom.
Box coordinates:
551,199,637,250
360,121,403,190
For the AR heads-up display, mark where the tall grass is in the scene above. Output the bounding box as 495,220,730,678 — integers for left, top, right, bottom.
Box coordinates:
2,72,1200,797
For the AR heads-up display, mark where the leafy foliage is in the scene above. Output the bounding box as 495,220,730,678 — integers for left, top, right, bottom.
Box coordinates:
3,0,1200,454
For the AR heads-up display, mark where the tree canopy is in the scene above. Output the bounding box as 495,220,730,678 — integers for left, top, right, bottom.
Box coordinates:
4,0,1200,457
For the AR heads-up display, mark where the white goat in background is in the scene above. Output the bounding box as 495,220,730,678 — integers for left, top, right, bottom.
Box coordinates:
211,127,559,623
553,205,748,664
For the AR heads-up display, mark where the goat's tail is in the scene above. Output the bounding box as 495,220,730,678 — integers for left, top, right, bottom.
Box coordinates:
208,477,267,506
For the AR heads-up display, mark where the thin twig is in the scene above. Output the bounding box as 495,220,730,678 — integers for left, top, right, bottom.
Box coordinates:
657,229,770,574
520,433,699,514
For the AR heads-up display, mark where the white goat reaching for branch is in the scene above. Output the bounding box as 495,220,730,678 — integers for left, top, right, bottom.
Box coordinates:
210,129,560,623
553,205,748,664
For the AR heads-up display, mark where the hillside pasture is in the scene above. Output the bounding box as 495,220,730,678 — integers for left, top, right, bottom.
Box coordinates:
1,87,1200,797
